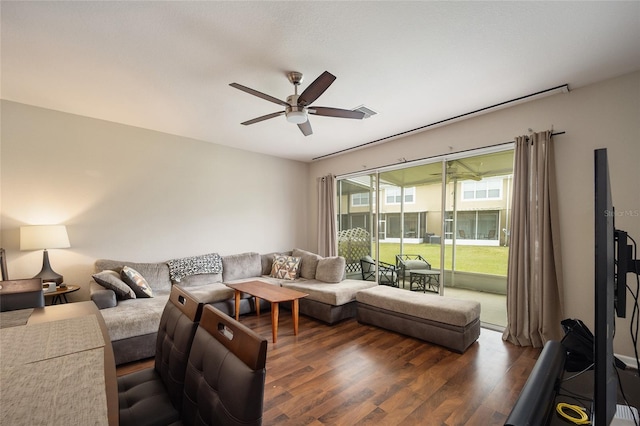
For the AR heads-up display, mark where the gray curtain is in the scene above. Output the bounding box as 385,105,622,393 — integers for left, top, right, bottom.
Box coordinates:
317,174,337,257
503,131,564,347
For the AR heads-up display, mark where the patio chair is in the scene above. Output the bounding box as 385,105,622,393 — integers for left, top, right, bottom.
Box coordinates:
360,256,398,287
395,254,432,288
459,229,467,239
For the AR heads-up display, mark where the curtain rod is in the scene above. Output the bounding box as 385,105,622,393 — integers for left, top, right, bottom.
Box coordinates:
313,84,570,161
335,131,566,180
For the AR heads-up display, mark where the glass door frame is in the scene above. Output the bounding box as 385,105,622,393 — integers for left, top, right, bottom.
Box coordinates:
336,143,514,292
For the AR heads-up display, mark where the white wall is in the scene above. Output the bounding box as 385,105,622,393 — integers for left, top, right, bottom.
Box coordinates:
309,71,640,358
0,101,310,300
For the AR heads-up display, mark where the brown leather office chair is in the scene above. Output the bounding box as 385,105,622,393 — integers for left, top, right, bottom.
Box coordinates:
118,286,204,426
0,278,45,312
182,305,268,426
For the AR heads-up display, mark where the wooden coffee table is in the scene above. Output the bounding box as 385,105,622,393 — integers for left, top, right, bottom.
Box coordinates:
226,280,308,343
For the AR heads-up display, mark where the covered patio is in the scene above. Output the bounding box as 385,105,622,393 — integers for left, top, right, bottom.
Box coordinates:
337,148,514,328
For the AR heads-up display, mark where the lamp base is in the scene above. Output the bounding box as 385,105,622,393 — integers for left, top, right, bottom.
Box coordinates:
33,249,64,285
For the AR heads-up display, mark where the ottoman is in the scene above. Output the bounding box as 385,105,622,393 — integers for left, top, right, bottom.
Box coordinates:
356,285,481,353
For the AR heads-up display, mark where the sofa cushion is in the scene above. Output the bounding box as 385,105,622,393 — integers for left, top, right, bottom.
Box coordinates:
182,283,235,305
93,270,136,300
356,285,480,327
166,253,222,283
281,279,377,306
121,266,154,298
222,252,262,282
99,291,171,341
176,273,223,287
315,257,346,283
292,248,322,279
94,260,172,292
270,255,301,280
402,260,430,270
261,253,277,276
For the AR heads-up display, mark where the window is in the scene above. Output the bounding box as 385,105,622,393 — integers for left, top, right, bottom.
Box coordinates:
385,187,415,204
462,179,502,200
351,192,369,207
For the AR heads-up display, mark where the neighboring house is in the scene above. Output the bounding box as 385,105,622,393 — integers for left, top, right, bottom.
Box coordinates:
339,175,513,247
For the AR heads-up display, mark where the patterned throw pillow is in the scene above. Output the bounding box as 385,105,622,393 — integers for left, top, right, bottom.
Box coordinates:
167,253,223,282
92,270,136,300
121,266,153,298
270,255,301,280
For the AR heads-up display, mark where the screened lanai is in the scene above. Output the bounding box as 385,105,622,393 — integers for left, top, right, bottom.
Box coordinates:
337,147,514,328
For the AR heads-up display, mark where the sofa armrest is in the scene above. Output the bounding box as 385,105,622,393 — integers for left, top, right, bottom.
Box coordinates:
90,282,117,309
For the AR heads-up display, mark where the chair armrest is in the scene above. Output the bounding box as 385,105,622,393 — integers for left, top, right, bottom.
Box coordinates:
90,282,117,309
378,260,396,271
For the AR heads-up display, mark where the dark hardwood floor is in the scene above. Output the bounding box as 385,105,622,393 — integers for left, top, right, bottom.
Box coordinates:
117,313,541,425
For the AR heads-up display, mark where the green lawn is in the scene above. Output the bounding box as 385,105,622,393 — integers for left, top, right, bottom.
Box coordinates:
377,243,509,276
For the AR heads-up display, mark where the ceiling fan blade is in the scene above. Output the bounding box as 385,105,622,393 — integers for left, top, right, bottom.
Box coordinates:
229,83,290,107
297,71,336,106
309,107,365,119
241,111,285,125
298,120,312,136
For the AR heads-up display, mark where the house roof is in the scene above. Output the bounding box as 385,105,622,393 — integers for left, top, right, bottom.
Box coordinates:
1,1,639,162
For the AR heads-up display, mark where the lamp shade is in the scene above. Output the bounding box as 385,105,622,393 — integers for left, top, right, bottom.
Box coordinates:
20,225,71,250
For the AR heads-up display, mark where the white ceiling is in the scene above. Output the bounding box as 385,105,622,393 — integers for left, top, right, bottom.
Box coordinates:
2,1,639,162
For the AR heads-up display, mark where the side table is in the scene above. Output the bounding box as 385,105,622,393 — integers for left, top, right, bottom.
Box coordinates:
44,284,80,305
409,270,440,293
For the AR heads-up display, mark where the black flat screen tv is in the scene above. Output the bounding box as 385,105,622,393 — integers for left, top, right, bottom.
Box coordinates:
593,148,626,425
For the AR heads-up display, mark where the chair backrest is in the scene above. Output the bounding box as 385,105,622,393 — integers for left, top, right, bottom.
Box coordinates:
155,285,204,410
459,229,466,238
360,256,375,280
182,305,268,426
0,278,44,312
396,254,430,268
0,248,8,281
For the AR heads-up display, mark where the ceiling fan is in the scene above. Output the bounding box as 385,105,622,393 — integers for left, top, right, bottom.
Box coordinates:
427,161,482,181
229,71,365,136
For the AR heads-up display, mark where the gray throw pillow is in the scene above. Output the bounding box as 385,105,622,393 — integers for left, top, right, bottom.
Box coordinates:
92,270,136,300
315,256,346,283
292,248,322,279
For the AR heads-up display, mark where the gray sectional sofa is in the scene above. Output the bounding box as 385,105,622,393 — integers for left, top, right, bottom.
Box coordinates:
90,249,377,365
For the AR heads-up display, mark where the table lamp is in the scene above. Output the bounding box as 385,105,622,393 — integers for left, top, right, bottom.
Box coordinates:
20,225,70,288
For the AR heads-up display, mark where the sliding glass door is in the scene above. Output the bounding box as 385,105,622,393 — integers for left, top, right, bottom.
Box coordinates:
337,174,378,279
336,146,513,328
442,150,513,327
379,162,444,289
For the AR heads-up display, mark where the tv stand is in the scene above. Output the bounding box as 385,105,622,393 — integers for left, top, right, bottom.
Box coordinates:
505,340,640,425
505,340,566,425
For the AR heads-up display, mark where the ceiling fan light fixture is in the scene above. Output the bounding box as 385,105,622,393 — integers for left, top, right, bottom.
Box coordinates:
231,70,361,136
286,110,308,124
